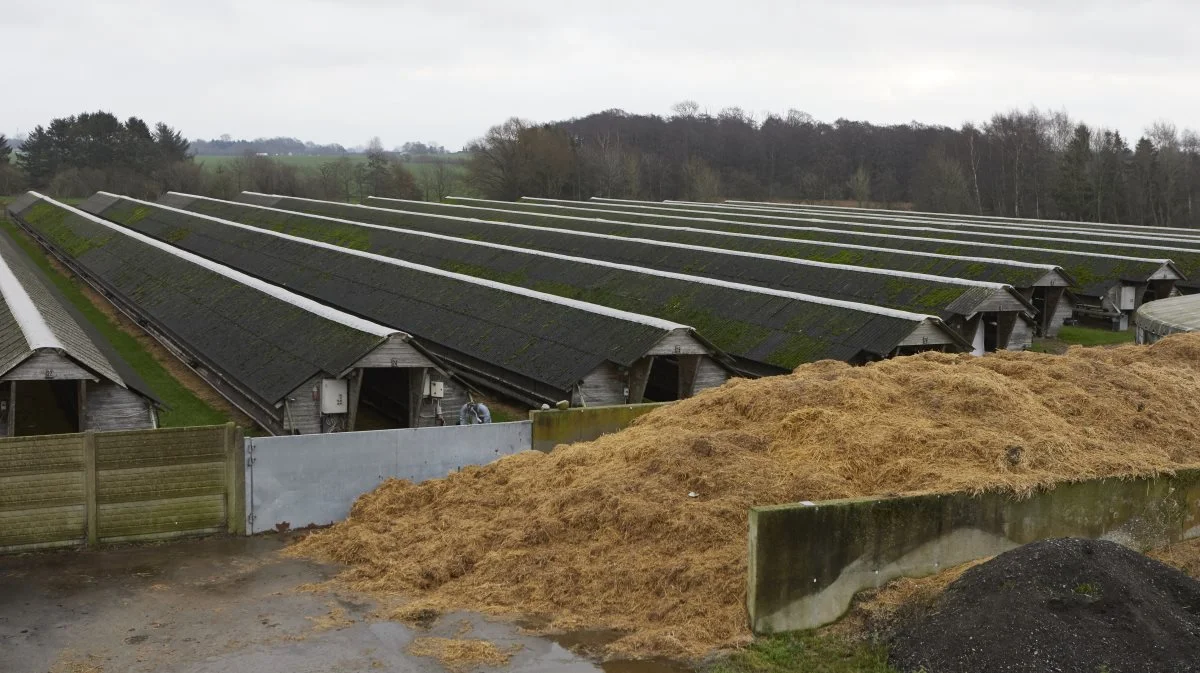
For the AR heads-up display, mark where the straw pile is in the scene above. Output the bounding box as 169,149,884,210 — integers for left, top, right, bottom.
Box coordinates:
289,335,1200,658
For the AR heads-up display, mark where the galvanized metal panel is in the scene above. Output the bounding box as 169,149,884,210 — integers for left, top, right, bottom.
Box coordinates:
245,421,532,534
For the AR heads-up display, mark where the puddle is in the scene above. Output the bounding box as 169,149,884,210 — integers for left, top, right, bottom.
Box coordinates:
527,623,696,673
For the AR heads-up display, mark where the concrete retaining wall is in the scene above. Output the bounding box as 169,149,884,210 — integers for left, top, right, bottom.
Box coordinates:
529,402,669,452
747,470,1200,634
0,424,243,553
244,421,531,534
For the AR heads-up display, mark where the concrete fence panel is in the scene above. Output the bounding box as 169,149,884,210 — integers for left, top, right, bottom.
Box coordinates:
747,470,1200,634
0,424,242,553
244,421,532,534
0,433,88,553
529,402,669,452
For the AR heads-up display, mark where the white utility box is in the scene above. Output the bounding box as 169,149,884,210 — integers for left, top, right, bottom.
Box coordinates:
429,380,445,399
320,378,348,414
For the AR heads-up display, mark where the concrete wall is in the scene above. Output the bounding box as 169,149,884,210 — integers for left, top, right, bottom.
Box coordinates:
747,470,1200,634
529,402,671,452
0,424,243,554
244,421,531,534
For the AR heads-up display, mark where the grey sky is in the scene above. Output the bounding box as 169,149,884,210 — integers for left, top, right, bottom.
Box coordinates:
8,0,1198,149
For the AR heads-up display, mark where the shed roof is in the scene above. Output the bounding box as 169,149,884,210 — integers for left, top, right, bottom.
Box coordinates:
175,192,1030,321
553,198,1200,289
496,197,1180,298
9,193,400,408
0,226,122,384
74,194,719,401
233,192,1073,292
122,194,968,373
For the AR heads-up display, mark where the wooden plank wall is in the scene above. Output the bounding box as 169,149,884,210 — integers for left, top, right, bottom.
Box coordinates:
0,424,242,553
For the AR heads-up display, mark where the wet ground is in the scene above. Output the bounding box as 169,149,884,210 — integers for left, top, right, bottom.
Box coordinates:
0,535,693,673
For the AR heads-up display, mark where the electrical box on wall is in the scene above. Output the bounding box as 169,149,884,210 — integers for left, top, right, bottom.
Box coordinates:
429,381,444,399
320,379,348,414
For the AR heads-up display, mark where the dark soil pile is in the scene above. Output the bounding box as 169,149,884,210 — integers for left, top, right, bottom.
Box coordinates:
889,538,1200,673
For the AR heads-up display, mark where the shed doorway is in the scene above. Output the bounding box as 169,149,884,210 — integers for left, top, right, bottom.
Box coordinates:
355,368,413,430
12,380,80,436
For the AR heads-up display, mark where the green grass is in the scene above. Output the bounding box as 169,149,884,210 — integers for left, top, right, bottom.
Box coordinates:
0,216,230,428
706,632,898,673
1057,326,1136,347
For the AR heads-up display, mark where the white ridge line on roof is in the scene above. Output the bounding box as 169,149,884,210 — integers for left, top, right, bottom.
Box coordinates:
0,245,63,351
566,198,1200,257
666,201,1200,244
510,197,1176,265
361,196,1009,291
37,193,398,338
108,193,693,333
266,193,1062,273
217,193,939,320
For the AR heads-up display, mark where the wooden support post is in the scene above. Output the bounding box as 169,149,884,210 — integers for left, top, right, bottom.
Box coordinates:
628,357,653,404
407,368,426,429
347,370,364,432
77,380,88,432
5,382,14,437
83,431,98,547
225,423,246,535
996,312,1018,350
677,355,701,399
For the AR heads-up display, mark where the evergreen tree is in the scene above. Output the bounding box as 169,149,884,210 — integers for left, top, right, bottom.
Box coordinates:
1130,137,1160,226
0,135,10,165
1053,124,1093,220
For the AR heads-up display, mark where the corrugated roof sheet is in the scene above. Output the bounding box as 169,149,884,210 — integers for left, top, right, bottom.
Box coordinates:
173,192,1024,321
483,197,1177,298
1135,295,1200,337
123,194,967,372
9,193,393,407
0,227,124,385
73,194,706,399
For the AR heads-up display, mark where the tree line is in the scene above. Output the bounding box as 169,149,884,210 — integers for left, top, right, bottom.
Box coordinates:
463,104,1200,227
8,106,1198,228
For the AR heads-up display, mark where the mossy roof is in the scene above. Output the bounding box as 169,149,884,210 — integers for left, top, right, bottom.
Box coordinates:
10,194,388,408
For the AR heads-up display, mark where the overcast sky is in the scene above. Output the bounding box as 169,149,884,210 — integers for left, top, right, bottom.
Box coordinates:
8,0,1198,150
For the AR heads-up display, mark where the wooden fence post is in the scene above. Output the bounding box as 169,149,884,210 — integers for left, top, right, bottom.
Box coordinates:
83,431,98,547
225,423,246,535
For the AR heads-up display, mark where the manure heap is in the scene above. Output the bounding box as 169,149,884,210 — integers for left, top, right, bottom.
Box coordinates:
889,538,1200,673
290,334,1200,659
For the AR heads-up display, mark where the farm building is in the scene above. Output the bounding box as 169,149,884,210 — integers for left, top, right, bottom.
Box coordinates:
227,193,1075,339
725,201,1200,239
0,229,159,436
92,194,969,378
567,197,1200,297
492,196,1180,329
655,199,1200,257
7,193,467,434
169,192,1031,352
1134,295,1200,344
73,193,740,408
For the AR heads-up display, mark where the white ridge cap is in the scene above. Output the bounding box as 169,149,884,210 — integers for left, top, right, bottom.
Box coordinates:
39,193,398,338
0,245,62,351
192,193,941,321
505,197,1175,265
363,196,1008,291
108,193,692,332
